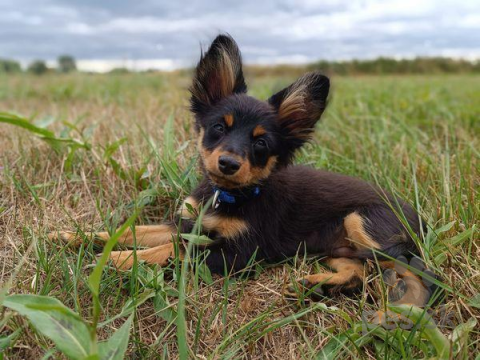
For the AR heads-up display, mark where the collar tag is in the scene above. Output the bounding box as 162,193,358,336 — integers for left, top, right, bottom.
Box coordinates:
213,189,220,209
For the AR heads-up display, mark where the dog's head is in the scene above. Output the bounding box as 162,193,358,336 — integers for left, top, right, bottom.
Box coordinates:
190,34,329,189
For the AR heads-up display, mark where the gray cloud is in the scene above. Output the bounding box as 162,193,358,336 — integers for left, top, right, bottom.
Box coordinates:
1,0,479,71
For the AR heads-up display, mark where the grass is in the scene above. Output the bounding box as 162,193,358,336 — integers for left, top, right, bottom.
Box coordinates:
0,71,479,359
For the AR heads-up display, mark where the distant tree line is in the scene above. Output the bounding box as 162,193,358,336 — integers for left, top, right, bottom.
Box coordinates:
0,59,22,73
246,57,480,78
1,55,479,75
308,57,480,75
0,55,76,75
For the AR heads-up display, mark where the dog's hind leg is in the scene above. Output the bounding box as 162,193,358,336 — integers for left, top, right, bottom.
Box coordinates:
288,258,365,298
48,224,177,248
369,259,436,325
379,259,432,307
108,242,183,270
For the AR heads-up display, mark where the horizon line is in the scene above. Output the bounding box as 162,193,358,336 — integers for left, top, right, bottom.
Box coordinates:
3,55,479,73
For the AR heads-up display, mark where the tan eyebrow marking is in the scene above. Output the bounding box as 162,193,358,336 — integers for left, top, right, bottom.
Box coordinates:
253,125,266,137
224,114,234,127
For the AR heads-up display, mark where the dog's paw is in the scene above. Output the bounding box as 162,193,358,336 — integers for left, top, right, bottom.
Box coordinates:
48,231,82,246
388,279,407,302
382,268,408,302
107,250,134,270
285,279,325,301
382,268,397,287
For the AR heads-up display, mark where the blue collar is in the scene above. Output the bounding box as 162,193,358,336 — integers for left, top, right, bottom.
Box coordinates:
212,186,261,208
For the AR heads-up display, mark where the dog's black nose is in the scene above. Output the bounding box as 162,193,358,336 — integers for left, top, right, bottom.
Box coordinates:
218,156,241,175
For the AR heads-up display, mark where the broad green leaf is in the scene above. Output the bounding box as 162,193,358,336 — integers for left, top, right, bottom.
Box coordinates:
0,112,54,137
197,262,213,285
388,304,450,359
373,340,387,358
317,333,349,360
433,221,456,236
445,226,475,246
153,291,177,323
33,115,57,128
133,188,158,208
98,315,133,360
3,294,92,359
468,293,480,309
0,112,89,151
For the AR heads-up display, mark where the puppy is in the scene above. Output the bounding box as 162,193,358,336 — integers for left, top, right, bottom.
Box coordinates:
51,34,437,308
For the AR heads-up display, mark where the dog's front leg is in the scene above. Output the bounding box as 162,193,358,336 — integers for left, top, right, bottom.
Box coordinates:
48,196,201,249
108,242,184,270
48,224,178,248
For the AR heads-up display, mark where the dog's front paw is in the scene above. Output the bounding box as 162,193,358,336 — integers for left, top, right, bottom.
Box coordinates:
48,231,83,246
107,251,134,270
285,279,325,301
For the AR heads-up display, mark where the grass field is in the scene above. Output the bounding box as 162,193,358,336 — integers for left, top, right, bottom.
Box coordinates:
0,72,479,359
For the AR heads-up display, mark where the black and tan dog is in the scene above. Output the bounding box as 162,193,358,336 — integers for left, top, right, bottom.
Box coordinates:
51,35,437,310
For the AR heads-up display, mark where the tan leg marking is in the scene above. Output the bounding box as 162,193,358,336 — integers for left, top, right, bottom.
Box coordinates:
303,258,365,287
201,215,248,239
178,196,248,239
178,196,200,219
109,243,183,270
49,224,176,248
344,212,381,250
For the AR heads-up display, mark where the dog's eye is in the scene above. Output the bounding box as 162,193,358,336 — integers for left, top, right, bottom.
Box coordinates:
254,139,267,148
213,124,225,133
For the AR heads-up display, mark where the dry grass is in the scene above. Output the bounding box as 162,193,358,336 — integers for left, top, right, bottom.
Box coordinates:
0,72,479,359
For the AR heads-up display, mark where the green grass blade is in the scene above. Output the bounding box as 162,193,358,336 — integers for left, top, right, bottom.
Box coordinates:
98,314,134,360
88,211,140,297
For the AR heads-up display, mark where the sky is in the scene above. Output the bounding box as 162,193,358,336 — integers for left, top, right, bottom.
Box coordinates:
1,0,479,72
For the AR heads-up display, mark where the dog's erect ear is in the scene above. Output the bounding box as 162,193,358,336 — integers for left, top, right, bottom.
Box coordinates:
190,34,247,115
268,72,329,148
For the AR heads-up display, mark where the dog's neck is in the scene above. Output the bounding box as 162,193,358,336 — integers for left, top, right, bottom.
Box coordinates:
211,184,261,209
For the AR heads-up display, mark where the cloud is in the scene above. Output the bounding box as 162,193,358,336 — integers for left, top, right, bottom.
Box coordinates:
75,59,185,72
0,0,479,71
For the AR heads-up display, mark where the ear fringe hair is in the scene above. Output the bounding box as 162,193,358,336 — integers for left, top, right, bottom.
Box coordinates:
190,34,246,114
277,73,328,128
277,84,308,123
